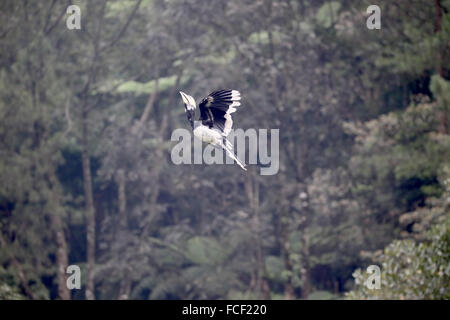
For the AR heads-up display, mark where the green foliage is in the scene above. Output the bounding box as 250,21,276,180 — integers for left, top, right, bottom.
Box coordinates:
308,290,338,300
346,99,447,224
116,75,180,95
265,256,285,283
0,0,449,300
184,236,228,266
347,217,450,299
430,75,450,110
0,283,24,300
316,2,341,28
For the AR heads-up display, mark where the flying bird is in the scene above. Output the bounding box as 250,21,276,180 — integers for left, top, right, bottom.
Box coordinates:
179,89,246,171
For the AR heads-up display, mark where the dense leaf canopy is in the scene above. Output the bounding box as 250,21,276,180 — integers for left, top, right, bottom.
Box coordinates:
0,0,449,300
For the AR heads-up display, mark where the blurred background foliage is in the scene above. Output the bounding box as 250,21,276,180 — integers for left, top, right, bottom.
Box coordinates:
0,0,449,300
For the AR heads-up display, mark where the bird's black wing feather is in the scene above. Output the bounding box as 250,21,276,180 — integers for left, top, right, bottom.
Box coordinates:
198,89,241,135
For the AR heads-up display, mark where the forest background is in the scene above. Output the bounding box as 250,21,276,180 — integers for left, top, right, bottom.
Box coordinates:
0,0,449,300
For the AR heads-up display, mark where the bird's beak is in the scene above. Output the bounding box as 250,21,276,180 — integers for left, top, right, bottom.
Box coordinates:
179,91,188,105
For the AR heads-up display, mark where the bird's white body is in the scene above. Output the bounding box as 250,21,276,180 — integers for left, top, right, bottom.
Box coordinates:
193,121,246,170
193,122,223,145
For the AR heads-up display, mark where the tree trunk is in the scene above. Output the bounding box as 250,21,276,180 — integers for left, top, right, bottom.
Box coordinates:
138,78,159,128
118,268,131,300
297,129,312,299
115,168,130,299
47,164,71,300
82,104,96,300
434,0,448,134
278,183,295,300
245,174,270,299
116,168,127,231
434,0,442,43
281,220,295,300
300,233,311,299
137,79,175,244
0,234,37,300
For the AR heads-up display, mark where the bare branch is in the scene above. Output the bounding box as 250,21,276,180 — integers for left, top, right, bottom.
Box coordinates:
137,77,159,128
101,0,143,52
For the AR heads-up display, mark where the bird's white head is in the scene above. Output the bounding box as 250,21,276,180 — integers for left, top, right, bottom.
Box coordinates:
179,91,196,128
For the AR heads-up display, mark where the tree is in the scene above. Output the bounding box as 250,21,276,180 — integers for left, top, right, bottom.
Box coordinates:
347,215,450,299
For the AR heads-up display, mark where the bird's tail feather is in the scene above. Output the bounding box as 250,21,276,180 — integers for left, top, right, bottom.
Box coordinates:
222,140,246,171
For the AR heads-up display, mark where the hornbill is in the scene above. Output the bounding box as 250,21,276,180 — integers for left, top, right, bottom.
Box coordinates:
179,89,246,171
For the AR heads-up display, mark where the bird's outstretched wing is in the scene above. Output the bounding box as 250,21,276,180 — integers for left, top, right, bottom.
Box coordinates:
198,89,241,136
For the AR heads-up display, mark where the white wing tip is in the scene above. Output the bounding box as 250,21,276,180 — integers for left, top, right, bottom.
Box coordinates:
231,90,241,100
